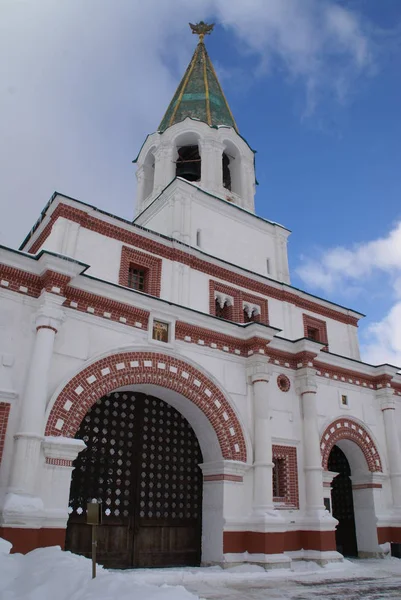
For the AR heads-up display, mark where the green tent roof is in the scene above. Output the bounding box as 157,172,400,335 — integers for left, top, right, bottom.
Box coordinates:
158,39,238,133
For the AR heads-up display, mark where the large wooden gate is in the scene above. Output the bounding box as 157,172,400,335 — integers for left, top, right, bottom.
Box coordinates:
65,391,203,568
328,445,358,557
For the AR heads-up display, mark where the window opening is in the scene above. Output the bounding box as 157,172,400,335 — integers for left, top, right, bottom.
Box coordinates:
341,394,348,406
152,320,169,343
307,326,320,341
215,298,231,320
266,259,271,275
176,145,201,182
243,308,258,323
196,229,201,247
273,458,286,498
222,152,232,191
128,265,147,292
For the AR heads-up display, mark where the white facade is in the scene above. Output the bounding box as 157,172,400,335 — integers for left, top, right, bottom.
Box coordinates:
1,41,401,568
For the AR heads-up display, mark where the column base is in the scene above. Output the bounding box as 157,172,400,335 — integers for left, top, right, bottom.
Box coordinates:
222,552,291,569
285,549,342,565
0,526,66,554
1,492,45,527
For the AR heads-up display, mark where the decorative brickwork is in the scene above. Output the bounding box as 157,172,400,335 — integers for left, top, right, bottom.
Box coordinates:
321,418,382,472
25,202,359,326
175,321,269,356
2,257,400,395
209,280,269,324
46,352,247,462
277,374,291,392
0,266,71,299
303,314,329,350
65,287,149,330
0,403,10,465
119,246,162,297
45,457,73,467
272,445,299,508
203,474,243,482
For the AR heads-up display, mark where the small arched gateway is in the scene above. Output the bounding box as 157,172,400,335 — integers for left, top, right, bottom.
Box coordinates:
45,350,249,568
321,418,384,557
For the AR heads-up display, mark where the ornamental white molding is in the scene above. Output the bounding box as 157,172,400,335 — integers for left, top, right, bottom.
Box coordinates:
295,367,318,395
214,291,234,308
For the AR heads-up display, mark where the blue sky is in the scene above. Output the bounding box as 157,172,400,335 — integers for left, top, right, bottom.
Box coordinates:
0,0,400,365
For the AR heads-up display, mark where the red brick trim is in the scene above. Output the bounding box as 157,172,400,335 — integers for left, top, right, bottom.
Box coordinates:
204,474,243,482
303,314,329,350
119,245,162,297
321,418,382,472
377,527,401,544
209,280,269,324
241,291,269,324
277,374,291,392
352,483,382,490
175,321,269,356
65,287,149,329
0,403,10,465
45,351,247,462
45,457,73,467
272,445,299,508
0,527,66,554
37,325,58,333
283,530,336,552
26,202,359,326
2,262,399,393
223,530,336,554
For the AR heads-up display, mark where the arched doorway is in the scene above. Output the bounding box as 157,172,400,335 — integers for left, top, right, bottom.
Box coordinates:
328,445,358,557
65,390,203,569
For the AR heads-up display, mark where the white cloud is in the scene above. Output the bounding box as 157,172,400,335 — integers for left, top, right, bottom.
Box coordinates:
0,0,374,250
296,222,401,367
363,302,401,367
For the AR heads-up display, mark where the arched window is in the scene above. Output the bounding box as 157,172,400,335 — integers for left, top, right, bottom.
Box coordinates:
176,145,201,182
222,141,241,197
243,304,260,323
215,297,232,320
142,150,155,200
222,152,231,191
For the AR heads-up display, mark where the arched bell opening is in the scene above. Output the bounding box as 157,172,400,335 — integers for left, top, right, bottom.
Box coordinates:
65,389,205,569
222,140,242,197
142,149,156,201
176,144,201,182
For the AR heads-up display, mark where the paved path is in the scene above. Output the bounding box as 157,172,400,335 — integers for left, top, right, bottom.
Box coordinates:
126,558,401,600
184,575,401,599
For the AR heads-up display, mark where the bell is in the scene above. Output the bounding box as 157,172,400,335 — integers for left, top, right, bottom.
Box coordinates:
176,161,200,182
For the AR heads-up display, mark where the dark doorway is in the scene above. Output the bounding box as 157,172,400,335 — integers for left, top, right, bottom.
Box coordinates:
328,445,358,557
65,392,203,569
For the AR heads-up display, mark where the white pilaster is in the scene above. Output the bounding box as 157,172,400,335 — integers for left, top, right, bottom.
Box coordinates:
247,357,273,513
379,387,401,510
3,292,65,525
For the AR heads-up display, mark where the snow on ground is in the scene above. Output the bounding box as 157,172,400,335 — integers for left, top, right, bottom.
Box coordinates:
2,537,401,600
0,540,198,600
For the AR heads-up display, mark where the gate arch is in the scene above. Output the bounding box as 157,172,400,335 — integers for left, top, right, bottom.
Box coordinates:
45,349,248,463
320,417,382,472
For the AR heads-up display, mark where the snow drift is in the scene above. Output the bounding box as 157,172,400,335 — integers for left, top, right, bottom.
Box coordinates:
0,540,199,600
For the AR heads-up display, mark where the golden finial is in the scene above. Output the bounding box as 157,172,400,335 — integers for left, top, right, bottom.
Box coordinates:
189,21,215,44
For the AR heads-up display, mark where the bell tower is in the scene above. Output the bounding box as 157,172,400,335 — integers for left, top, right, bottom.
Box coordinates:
133,22,290,283
134,22,256,214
